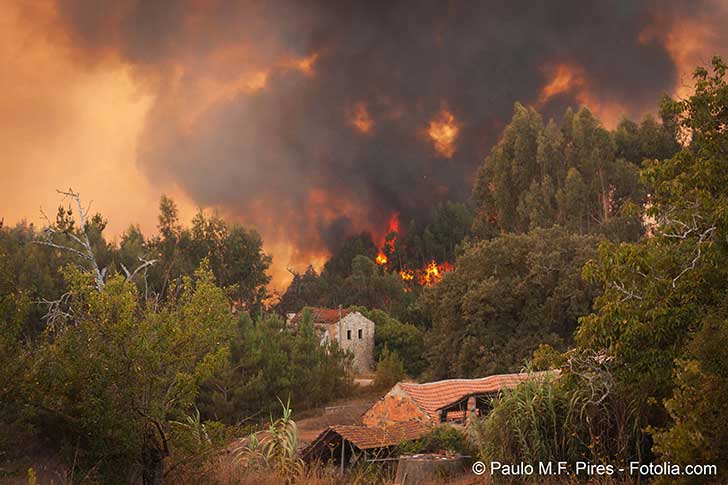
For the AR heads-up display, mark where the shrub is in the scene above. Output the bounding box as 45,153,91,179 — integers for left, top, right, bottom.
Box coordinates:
373,346,406,390
399,425,470,455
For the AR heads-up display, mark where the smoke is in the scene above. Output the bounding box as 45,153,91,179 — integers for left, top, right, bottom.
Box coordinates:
52,0,728,269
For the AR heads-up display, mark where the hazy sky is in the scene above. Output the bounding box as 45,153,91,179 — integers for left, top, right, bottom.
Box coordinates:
2,0,727,288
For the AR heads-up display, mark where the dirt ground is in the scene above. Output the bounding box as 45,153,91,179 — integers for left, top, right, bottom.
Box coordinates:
295,395,378,444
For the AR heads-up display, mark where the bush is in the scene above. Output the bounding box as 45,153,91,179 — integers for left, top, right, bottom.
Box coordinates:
399,425,470,455
469,378,580,467
373,346,406,390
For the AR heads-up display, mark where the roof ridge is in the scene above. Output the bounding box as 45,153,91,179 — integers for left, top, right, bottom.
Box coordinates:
400,372,529,388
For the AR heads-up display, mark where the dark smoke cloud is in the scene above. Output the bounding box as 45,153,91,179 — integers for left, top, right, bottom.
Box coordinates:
54,0,725,260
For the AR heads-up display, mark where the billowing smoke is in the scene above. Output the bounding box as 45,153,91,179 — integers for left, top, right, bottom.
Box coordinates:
53,0,728,267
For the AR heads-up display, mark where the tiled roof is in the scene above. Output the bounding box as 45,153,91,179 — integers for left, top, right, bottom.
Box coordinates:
398,371,555,421
303,420,428,457
291,307,352,326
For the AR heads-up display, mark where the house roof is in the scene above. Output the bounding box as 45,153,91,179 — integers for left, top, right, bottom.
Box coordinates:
302,420,428,459
395,371,556,421
290,307,352,326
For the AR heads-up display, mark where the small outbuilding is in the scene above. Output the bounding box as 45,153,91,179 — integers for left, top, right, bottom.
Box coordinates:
362,371,556,427
300,420,429,466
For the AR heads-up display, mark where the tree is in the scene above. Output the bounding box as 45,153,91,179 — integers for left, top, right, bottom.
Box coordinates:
472,104,675,241
374,346,406,390
147,198,271,312
29,262,234,481
576,57,728,476
0,246,31,452
426,227,600,379
35,189,156,292
354,307,425,376
199,311,352,425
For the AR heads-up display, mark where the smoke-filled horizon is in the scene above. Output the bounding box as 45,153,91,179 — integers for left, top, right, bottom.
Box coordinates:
2,0,728,287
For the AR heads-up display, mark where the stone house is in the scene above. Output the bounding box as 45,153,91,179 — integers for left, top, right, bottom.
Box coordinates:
288,307,375,373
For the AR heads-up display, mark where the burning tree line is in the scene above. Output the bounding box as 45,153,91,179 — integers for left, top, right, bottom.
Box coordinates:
374,212,456,288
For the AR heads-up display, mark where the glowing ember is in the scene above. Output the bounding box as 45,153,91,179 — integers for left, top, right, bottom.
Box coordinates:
428,108,459,158
349,102,374,134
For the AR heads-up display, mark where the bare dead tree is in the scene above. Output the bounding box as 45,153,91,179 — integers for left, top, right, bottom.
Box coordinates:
35,189,106,291
34,187,158,291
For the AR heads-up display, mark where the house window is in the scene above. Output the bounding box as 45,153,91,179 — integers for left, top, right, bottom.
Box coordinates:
347,330,351,340
358,329,363,339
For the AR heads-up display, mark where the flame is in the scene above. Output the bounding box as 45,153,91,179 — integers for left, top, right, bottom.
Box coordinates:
349,102,374,134
428,108,459,158
538,62,625,129
538,64,585,104
386,212,400,234
399,269,414,281
419,260,453,286
375,212,399,265
284,51,320,76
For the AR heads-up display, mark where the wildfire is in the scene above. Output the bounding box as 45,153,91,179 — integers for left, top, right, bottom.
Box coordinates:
428,108,459,158
349,102,374,134
538,63,585,105
399,269,414,281
419,260,453,286
538,62,625,128
375,212,400,266
372,213,453,286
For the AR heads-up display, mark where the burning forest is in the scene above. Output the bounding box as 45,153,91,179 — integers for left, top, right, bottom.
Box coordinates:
3,1,728,483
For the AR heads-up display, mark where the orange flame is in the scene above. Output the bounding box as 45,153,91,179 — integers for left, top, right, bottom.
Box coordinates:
537,62,625,129
428,108,459,158
349,102,374,134
375,212,400,266
399,269,414,281
419,260,453,286
538,64,585,105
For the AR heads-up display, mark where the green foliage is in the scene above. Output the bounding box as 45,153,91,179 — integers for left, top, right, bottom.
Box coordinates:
469,378,579,467
530,344,566,371
426,227,600,378
472,103,675,241
576,57,728,472
373,346,406,390
399,425,469,455
650,318,728,483
199,311,353,423
278,255,412,319
0,246,31,452
149,200,272,312
277,202,474,320
27,261,234,477
353,307,425,376
236,399,304,479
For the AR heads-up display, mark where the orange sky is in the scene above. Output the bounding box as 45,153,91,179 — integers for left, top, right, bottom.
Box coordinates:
1,1,726,291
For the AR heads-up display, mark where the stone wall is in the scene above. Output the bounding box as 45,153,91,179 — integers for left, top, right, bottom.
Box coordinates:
325,311,375,373
362,384,430,427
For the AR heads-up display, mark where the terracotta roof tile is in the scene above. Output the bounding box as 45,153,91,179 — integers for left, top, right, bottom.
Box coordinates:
398,371,556,421
291,307,352,326
305,421,428,454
